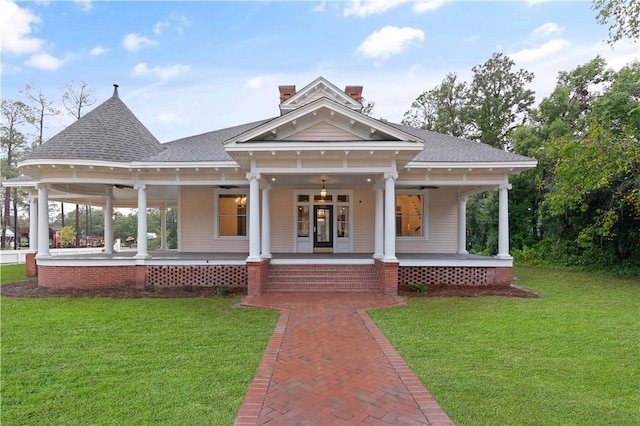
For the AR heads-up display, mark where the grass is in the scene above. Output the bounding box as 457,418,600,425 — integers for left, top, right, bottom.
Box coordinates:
1,267,279,425
370,266,640,425
0,264,29,285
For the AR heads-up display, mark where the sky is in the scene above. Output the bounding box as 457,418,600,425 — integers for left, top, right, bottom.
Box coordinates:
2,0,639,143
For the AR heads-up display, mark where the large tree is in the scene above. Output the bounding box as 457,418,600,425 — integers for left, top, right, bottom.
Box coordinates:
468,52,536,150
593,0,640,44
402,72,471,138
1,100,34,248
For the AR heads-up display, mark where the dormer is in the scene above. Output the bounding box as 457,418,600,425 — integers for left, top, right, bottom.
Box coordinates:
279,77,363,115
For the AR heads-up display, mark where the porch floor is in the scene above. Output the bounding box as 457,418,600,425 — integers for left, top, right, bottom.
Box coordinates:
43,249,498,263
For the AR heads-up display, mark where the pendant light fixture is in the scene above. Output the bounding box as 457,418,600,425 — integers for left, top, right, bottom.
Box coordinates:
320,180,327,198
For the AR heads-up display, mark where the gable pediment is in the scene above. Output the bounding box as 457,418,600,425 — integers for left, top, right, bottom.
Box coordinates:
224,97,421,145
283,121,364,142
279,77,362,115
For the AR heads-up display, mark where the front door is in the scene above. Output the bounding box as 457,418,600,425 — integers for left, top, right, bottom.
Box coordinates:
313,205,333,252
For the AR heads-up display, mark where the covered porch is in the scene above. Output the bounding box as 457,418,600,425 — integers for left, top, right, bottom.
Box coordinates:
30,250,513,293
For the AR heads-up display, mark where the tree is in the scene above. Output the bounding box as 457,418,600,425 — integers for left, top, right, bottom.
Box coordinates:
468,52,535,150
21,83,60,146
61,81,97,246
402,73,471,137
1,100,34,249
57,225,76,248
61,81,96,119
593,0,640,45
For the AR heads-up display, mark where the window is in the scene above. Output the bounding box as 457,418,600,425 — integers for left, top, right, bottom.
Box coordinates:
218,193,247,237
337,205,349,238
297,205,310,237
396,194,424,237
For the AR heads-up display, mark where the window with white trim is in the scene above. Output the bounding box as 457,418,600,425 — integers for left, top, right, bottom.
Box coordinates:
218,193,247,237
396,193,426,237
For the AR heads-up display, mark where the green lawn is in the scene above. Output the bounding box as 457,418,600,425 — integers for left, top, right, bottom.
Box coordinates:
370,266,640,425
0,263,30,285
2,264,638,425
0,265,279,425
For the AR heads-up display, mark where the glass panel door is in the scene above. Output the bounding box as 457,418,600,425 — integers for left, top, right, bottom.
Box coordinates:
313,205,333,249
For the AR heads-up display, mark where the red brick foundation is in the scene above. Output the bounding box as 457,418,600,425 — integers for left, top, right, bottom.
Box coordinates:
37,264,251,290
26,253,37,277
38,265,140,289
375,259,399,295
247,259,270,295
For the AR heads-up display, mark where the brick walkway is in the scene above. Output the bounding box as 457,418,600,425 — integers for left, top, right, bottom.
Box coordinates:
234,293,454,425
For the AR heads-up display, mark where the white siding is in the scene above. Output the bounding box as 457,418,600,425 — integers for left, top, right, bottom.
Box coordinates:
180,186,249,252
397,189,458,253
269,187,294,253
285,121,363,141
352,187,375,253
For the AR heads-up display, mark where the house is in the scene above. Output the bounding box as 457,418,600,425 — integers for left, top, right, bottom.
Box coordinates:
6,77,537,294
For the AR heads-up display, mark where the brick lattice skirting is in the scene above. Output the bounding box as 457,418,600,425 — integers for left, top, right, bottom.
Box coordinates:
35,263,511,289
37,264,249,289
399,265,512,286
147,265,247,287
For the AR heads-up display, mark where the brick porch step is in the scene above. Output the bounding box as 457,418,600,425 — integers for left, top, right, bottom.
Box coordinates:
265,264,381,293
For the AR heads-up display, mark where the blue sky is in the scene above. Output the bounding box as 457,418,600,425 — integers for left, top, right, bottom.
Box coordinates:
2,0,638,143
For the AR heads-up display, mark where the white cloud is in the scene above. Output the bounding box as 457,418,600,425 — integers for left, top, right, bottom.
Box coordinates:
90,45,109,56
122,33,158,51
0,0,44,55
245,76,275,90
24,52,65,71
75,0,92,12
153,13,192,35
510,39,572,64
132,62,191,80
344,0,409,18
412,0,452,13
356,26,425,60
527,0,554,6
343,0,449,17
532,22,564,39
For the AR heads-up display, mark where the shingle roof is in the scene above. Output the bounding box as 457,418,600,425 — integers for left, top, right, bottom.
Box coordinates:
25,86,164,162
146,119,272,162
385,122,534,163
152,119,535,164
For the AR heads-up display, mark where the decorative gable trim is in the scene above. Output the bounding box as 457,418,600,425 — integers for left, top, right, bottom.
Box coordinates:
279,77,363,115
225,97,422,147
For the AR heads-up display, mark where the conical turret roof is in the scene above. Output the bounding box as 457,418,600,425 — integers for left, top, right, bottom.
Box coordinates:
26,85,164,162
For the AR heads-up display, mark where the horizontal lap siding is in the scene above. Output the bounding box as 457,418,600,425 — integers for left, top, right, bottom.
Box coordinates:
270,187,294,253
180,186,248,252
397,189,457,254
353,187,375,252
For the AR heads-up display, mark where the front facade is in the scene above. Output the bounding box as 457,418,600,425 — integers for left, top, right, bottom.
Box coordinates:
7,77,537,294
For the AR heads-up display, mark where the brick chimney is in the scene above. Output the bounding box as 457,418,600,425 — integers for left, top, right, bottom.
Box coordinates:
345,85,363,103
279,85,296,103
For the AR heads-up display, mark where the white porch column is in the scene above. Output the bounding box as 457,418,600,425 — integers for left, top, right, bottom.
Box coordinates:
247,173,261,261
374,184,384,258
383,172,397,261
496,184,512,259
159,207,167,250
458,195,468,255
261,183,271,258
36,185,50,258
134,184,150,259
29,195,38,253
103,196,114,254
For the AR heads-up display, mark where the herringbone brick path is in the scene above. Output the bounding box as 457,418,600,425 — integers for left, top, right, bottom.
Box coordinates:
235,293,454,425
